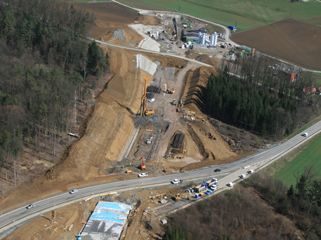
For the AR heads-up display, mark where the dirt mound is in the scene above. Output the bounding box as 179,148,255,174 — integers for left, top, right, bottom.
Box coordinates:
232,19,321,70
182,66,215,111
137,14,161,25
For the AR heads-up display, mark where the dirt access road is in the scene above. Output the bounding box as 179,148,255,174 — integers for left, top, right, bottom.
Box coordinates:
157,63,198,158
0,2,258,239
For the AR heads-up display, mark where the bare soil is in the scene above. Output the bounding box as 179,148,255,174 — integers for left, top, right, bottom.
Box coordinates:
232,19,321,70
1,2,269,239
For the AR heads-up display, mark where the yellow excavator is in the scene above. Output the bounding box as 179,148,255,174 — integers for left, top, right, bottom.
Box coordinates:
140,77,154,116
174,192,190,201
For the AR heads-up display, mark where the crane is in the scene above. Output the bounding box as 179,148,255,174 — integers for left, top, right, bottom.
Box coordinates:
173,7,191,28
140,77,154,116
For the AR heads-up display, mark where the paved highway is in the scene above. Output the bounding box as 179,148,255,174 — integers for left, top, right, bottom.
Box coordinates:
2,2,321,236
1,119,321,236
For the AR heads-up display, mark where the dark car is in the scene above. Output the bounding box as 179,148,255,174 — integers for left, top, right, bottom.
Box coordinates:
214,168,221,172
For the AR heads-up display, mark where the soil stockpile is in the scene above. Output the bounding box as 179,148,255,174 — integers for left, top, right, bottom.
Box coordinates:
232,19,321,70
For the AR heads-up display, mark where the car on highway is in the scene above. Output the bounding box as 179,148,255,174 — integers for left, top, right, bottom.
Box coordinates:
302,132,308,137
227,182,234,187
248,169,254,174
69,189,78,194
214,168,221,172
171,179,180,184
138,172,148,177
26,204,35,209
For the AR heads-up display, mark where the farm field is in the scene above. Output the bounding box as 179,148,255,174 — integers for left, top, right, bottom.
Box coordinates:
273,134,321,187
232,19,321,70
109,0,321,31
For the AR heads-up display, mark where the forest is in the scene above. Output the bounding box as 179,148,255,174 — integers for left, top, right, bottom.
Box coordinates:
203,56,319,138
0,0,109,193
165,168,321,240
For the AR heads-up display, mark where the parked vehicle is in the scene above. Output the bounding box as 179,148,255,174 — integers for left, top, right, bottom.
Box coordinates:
26,204,35,209
69,189,78,194
138,173,148,177
210,185,218,191
214,168,221,172
205,190,213,195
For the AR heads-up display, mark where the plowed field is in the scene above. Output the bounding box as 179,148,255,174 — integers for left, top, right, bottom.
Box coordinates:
232,19,321,70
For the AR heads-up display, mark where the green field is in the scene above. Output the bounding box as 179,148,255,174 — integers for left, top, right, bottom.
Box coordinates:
110,0,321,31
273,134,321,187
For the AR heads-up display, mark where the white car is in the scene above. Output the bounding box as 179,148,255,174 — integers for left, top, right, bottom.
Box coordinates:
240,174,246,179
171,179,180,184
302,132,308,137
227,182,234,187
148,98,155,103
26,204,35,209
69,189,78,194
210,185,218,191
138,173,148,177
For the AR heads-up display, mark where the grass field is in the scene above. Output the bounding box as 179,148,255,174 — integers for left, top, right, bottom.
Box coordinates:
109,0,321,31
273,134,321,187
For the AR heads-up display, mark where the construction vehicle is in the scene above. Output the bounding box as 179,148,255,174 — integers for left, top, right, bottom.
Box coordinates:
174,192,190,201
140,157,146,170
140,77,154,116
170,34,177,41
146,137,153,144
167,88,175,94
125,170,132,173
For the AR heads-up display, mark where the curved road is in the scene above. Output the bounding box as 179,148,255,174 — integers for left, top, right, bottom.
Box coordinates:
2,2,321,237
1,119,321,236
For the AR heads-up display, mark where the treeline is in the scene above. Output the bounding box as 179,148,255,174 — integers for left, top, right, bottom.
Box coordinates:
165,169,321,240
0,0,109,191
244,169,321,240
203,56,318,138
164,181,297,240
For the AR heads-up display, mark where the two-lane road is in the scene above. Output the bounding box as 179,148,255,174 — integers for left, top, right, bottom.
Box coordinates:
1,119,321,236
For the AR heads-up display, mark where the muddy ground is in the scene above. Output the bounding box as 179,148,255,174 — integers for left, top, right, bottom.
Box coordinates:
1,2,272,239
232,19,321,70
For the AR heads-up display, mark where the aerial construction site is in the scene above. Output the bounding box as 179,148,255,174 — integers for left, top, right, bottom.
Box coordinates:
2,1,306,239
